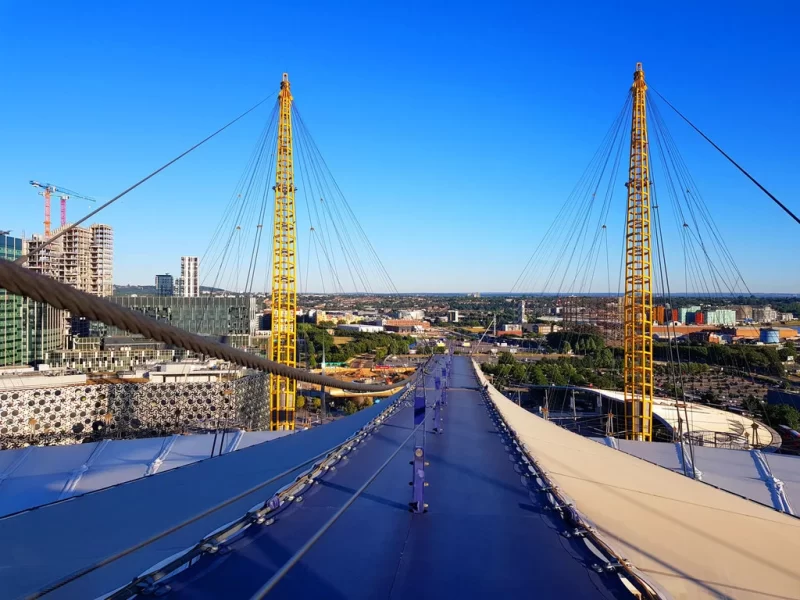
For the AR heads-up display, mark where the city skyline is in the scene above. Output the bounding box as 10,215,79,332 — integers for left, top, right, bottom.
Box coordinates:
1,3,799,292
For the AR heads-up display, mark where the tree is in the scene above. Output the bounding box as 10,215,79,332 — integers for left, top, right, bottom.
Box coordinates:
530,365,548,386
312,397,322,411
699,390,717,404
498,352,516,365
764,403,800,430
295,396,306,411
562,342,572,355
374,347,387,364
344,401,358,415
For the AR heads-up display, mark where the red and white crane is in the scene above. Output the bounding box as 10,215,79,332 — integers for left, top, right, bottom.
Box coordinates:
29,181,97,237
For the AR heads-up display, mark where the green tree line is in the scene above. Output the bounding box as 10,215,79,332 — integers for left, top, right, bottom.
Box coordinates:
297,324,413,365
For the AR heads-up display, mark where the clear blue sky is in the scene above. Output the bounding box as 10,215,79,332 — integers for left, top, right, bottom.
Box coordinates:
1,1,798,293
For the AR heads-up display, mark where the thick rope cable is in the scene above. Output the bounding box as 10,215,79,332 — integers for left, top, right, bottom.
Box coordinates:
0,259,412,393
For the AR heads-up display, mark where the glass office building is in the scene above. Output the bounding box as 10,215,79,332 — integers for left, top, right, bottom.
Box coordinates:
1,234,64,366
108,296,258,341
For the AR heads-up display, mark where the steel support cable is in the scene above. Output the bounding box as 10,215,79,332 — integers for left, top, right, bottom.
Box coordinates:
292,109,360,292
511,94,631,293
28,431,383,600
0,260,413,393
293,127,342,293
202,102,279,277
541,98,628,296
210,130,273,293
294,118,373,294
651,182,696,472
248,419,424,600
17,93,277,267
649,104,731,296
294,128,344,293
650,86,800,226
304,139,397,295
292,105,398,294
650,100,750,295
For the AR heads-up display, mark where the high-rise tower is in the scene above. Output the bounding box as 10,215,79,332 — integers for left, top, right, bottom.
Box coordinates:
180,256,199,297
269,73,298,431
623,63,654,441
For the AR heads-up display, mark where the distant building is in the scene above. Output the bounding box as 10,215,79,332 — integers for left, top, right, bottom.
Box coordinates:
384,319,429,334
395,309,425,320
525,323,562,335
752,306,778,323
704,309,735,327
314,310,362,325
519,300,527,324
447,309,460,323
731,305,753,322
654,305,666,324
107,296,258,339
760,328,781,344
779,312,794,322
1,233,64,366
678,306,701,324
180,256,199,297
501,323,522,331
336,324,384,333
155,274,174,296
0,233,24,366
27,224,113,297
734,326,797,341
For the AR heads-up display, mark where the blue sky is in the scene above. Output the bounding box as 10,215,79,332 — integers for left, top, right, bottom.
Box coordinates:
1,1,799,293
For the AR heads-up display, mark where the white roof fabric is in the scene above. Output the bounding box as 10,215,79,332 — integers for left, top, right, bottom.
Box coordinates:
475,362,800,600
586,387,777,447
0,430,291,517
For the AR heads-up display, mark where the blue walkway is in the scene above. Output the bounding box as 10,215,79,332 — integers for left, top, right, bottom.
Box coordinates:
165,357,628,599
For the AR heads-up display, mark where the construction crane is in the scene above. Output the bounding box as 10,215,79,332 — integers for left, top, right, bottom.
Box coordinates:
29,181,97,237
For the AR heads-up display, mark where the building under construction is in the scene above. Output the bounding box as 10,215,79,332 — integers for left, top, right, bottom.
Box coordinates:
27,224,113,297
26,224,113,344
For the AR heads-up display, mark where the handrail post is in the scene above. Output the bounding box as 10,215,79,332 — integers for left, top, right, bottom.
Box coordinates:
410,386,427,513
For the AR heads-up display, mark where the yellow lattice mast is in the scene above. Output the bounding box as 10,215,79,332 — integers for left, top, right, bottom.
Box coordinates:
623,63,653,441
269,73,298,431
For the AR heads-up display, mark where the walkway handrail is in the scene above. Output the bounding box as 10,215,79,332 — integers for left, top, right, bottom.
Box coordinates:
0,259,410,393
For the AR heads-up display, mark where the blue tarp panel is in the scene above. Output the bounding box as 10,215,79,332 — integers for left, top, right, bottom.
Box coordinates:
0,389,406,600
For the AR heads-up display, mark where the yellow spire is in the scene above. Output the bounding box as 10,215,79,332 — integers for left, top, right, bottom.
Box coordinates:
623,63,654,441
269,73,298,430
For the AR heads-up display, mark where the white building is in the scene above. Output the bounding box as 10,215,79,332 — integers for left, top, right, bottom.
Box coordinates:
181,256,199,297
705,309,736,327
396,309,425,320
336,324,384,333
519,300,527,324
447,309,460,323
752,306,778,323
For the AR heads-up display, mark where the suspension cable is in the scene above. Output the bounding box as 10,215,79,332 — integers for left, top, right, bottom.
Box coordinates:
0,259,413,393
649,86,800,226
17,93,277,266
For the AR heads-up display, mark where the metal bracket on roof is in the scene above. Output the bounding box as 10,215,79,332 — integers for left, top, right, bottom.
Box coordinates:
58,439,111,499
751,449,795,515
146,434,180,476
